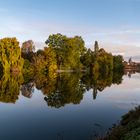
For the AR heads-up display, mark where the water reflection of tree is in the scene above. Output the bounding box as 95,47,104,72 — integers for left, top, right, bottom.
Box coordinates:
35,73,57,95
0,73,23,103
0,71,124,105
21,82,34,98
44,73,85,108
81,71,123,100
43,71,123,108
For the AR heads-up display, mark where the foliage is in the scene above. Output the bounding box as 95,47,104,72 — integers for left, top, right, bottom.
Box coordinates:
80,48,94,71
46,33,86,69
23,59,35,83
21,40,35,62
0,36,124,77
0,70,123,106
81,41,123,75
42,70,123,107
95,48,113,76
0,37,24,72
0,61,3,79
0,73,23,103
45,33,67,69
81,70,123,100
35,73,57,95
64,36,86,69
113,55,124,72
101,106,140,140
0,36,125,105
35,47,57,76
23,59,34,73
44,73,85,108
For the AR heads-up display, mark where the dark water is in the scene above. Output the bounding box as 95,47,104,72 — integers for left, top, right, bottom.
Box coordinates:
0,72,140,140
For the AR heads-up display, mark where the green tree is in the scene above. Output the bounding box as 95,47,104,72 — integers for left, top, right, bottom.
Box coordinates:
97,49,113,75
46,34,86,70
45,33,67,69
113,55,124,72
80,48,95,72
92,45,114,76
64,36,86,69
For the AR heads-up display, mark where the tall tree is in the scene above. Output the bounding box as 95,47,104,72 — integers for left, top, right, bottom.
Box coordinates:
46,34,86,70
45,33,67,69
0,37,24,72
113,55,124,72
64,36,86,69
80,48,95,72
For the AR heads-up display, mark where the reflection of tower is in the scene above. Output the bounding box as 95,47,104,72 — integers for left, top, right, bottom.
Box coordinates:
93,87,98,100
56,73,62,93
128,57,132,65
128,72,131,78
57,133,63,140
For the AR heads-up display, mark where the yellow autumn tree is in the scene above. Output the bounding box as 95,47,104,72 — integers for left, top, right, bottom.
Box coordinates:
0,37,24,72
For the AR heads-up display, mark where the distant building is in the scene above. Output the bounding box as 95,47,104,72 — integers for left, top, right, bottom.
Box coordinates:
124,58,140,72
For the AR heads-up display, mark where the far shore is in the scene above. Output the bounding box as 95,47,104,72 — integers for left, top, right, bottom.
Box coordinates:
56,69,87,73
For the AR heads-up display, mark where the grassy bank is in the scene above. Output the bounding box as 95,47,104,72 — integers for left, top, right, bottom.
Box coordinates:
100,106,140,140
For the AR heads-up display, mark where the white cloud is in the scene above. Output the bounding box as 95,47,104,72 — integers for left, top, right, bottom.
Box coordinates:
83,27,140,61
0,15,140,61
84,28,140,46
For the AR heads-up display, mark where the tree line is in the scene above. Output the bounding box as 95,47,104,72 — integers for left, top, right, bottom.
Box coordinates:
0,33,124,76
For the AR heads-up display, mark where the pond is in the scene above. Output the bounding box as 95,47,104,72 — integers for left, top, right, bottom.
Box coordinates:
0,71,140,140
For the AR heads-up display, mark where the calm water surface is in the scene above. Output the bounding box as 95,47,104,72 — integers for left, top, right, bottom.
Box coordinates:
0,72,140,140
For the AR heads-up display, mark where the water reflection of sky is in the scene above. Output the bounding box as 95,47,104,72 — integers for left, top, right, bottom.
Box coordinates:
0,73,140,140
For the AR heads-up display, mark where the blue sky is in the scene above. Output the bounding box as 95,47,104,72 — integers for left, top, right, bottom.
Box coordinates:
0,0,140,60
